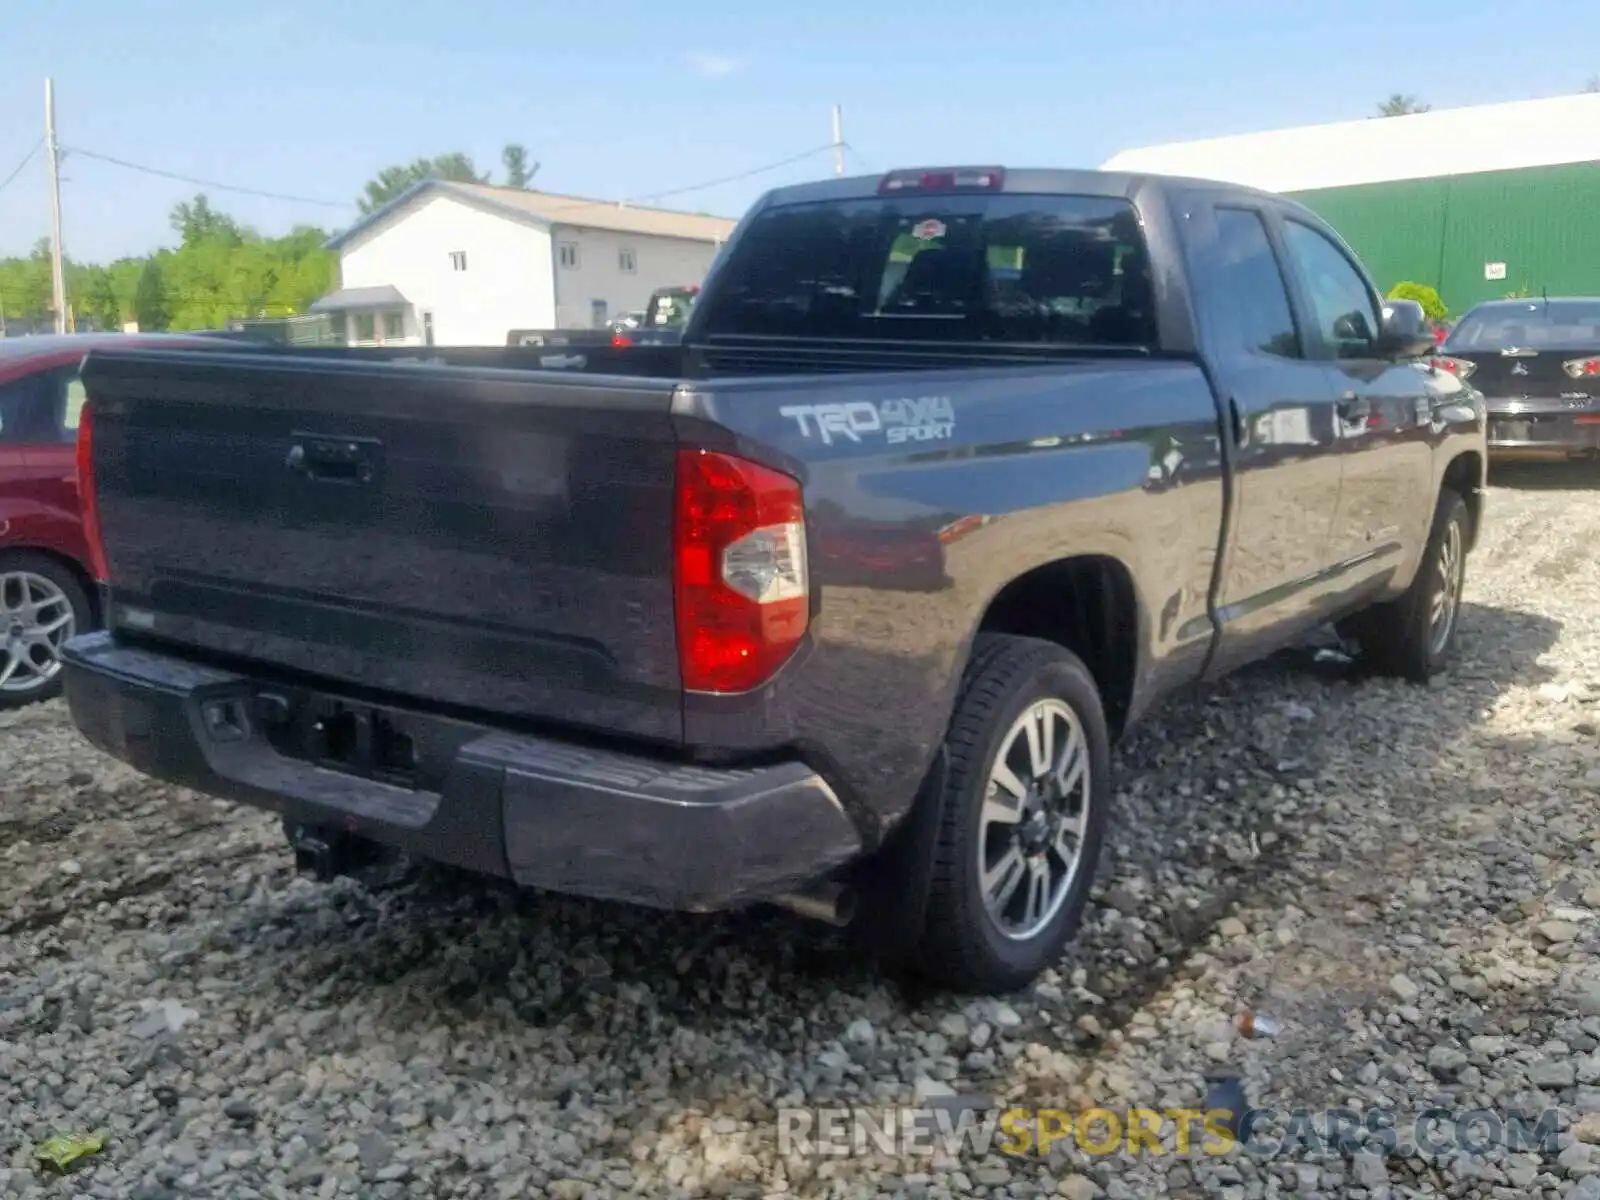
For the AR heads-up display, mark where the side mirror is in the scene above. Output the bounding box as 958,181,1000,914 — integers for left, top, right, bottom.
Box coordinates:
1378,299,1436,359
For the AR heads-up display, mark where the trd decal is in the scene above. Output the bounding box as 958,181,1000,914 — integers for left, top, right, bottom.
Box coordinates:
778,396,956,446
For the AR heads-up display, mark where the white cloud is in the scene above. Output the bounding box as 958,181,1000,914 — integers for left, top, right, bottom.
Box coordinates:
686,52,743,77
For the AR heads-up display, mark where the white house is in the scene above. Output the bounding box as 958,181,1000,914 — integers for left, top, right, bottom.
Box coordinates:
312,181,739,347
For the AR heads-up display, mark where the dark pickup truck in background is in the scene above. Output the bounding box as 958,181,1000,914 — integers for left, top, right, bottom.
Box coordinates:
63,167,1485,993
505,284,700,350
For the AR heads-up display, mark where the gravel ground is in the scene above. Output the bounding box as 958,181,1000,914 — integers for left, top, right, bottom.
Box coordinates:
4,464,1600,1200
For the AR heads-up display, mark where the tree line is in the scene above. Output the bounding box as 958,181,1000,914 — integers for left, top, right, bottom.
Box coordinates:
0,144,537,334
0,198,337,334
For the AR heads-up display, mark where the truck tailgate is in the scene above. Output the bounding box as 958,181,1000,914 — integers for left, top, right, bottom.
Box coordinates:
80,349,685,743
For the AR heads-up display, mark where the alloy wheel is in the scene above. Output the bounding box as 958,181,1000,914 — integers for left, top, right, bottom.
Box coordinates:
977,698,1093,940
0,572,77,695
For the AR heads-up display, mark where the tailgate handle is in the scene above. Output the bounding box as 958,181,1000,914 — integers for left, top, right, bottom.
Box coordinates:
286,434,380,484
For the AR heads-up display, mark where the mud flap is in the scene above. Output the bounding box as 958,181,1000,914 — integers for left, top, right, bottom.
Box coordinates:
849,747,948,967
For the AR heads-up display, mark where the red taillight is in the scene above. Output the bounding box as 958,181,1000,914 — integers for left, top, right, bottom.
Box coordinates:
878,166,1005,195
1430,355,1477,379
1563,357,1600,378
673,449,808,694
75,401,110,584
611,333,633,348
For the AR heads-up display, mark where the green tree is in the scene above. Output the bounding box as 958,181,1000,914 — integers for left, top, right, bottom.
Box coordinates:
3,192,337,333
171,195,244,247
106,257,151,325
1376,93,1431,117
357,152,487,214
74,265,120,330
1387,281,1449,322
133,259,172,331
502,143,538,188
0,248,52,326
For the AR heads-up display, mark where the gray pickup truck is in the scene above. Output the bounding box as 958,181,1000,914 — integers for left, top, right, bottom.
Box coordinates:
62,167,1485,993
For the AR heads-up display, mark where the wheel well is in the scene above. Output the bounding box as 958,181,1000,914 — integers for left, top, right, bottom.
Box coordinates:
0,546,100,624
976,556,1138,739
1441,451,1483,550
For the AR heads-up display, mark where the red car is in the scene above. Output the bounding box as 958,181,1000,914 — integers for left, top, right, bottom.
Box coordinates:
0,334,228,706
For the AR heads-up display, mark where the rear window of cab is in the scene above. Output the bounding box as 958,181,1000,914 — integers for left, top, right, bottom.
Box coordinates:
697,193,1156,348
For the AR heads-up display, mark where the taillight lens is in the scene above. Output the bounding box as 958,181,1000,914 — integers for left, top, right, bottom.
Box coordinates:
1563,357,1600,379
75,401,110,584
674,449,808,693
611,333,632,348
878,166,1005,194
1430,356,1477,379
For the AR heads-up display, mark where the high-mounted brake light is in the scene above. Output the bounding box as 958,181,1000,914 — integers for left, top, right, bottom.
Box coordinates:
75,401,110,584
878,166,1005,195
1563,357,1600,378
611,333,633,348
1430,355,1477,379
674,449,809,693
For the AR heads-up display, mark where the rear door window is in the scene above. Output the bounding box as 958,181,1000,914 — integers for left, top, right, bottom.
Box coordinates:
0,371,57,444
1205,208,1302,359
697,193,1156,347
60,374,88,442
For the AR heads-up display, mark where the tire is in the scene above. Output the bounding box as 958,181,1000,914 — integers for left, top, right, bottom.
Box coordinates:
1341,488,1470,683
0,551,94,709
908,634,1112,993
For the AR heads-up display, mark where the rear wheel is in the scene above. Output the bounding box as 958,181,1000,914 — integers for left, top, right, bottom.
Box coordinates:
907,634,1111,993
1340,488,1470,682
0,553,92,708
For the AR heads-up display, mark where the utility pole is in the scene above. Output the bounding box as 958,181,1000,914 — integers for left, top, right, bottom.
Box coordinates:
45,78,68,335
832,105,845,177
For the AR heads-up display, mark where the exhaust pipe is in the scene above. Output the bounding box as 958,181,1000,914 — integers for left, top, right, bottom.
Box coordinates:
770,881,857,927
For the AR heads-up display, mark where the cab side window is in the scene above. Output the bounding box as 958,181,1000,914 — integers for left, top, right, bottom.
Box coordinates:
1282,220,1381,359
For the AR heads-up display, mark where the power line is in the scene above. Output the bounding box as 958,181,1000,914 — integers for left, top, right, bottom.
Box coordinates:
621,143,839,206
0,139,42,196
62,146,350,209
510,142,843,223
48,139,842,225
843,142,874,174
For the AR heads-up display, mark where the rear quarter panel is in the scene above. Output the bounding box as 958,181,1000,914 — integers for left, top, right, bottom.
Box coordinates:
0,336,230,575
1420,363,1489,545
0,352,88,570
674,359,1226,839
0,445,88,565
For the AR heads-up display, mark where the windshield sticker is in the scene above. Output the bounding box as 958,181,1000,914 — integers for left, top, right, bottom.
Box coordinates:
911,219,946,241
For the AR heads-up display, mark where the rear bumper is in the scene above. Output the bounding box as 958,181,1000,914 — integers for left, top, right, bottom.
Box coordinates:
61,633,861,910
1486,408,1600,459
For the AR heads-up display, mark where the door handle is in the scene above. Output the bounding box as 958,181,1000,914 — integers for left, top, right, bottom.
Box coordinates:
1336,392,1371,423
1228,396,1248,448
286,434,381,484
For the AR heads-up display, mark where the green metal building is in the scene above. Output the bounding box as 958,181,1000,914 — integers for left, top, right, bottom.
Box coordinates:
1102,93,1600,313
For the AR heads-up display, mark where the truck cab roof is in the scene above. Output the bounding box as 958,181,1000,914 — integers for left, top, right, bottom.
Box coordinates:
751,166,1291,212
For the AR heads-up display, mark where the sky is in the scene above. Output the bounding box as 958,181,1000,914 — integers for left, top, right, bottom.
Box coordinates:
1,0,1597,265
